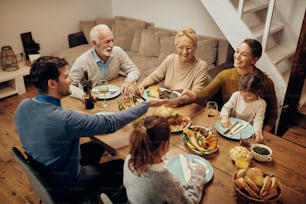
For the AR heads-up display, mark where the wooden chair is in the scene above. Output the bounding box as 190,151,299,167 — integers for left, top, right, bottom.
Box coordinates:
11,147,55,204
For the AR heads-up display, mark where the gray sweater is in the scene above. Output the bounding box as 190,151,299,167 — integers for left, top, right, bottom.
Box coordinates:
69,46,140,99
123,155,205,204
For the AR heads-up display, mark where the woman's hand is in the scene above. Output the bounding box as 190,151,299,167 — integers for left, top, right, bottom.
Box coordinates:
180,89,197,101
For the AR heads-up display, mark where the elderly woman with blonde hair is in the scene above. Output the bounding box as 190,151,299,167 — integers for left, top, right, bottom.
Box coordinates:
137,27,210,106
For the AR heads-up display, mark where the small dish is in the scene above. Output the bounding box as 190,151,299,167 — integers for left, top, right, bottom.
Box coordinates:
251,144,272,162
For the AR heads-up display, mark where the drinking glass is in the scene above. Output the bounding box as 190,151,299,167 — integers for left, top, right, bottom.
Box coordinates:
206,101,218,118
123,81,137,99
239,131,254,149
98,79,109,108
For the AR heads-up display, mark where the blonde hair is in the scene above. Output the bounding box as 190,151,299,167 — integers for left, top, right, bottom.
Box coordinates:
175,27,198,47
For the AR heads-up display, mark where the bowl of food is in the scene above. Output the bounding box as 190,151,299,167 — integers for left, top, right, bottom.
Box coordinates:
233,167,282,203
118,96,145,127
251,144,272,162
167,113,191,133
229,146,253,169
182,126,218,154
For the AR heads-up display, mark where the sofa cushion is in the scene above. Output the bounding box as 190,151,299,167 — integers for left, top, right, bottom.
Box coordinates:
138,29,161,57
52,44,91,68
113,17,153,51
95,17,114,30
196,39,218,68
159,35,176,61
130,29,143,52
80,20,97,43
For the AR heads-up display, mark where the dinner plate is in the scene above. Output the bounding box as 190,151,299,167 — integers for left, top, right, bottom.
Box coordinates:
166,154,213,185
215,117,254,140
169,116,192,133
183,126,219,155
142,87,181,100
92,84,121,99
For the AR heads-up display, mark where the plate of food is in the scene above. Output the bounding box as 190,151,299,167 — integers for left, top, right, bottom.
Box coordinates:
166,154,213,185
142,85,181,100
154,106,191,133
215,117,254,140
168,113,192,133
118,95,144,111
183,126,218,155
118,96,145,127
92,84,121,99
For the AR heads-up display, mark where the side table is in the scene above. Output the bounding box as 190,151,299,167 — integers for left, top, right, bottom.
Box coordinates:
0,61,30,99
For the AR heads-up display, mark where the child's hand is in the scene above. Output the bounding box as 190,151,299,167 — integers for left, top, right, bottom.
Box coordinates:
190,164,206,177
255,131,264,143
220,116,231,128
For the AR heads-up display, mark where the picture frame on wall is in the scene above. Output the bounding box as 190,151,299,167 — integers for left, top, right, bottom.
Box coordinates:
20,32,40,61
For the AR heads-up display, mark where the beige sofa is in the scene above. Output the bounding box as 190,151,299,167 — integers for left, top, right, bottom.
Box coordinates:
52,16,233,81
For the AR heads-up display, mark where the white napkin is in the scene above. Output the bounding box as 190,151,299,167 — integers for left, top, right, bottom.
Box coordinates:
180,154,191,183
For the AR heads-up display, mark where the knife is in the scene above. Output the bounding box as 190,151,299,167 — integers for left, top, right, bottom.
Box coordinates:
224,121,239,135
179,154,190,183
231,123,247,134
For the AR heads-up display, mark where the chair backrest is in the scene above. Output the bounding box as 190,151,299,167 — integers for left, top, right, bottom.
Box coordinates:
11,147,55,204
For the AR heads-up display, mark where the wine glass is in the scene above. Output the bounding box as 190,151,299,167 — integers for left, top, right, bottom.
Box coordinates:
98,79,109,108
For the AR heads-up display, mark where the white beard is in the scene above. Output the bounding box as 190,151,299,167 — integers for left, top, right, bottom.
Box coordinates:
98,45,112,56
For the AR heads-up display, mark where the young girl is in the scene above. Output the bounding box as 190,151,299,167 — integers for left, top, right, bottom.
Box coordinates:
123,115,206,204
220,72,266,143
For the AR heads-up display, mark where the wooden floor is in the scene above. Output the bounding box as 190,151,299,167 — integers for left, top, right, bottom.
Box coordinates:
1,83,306,203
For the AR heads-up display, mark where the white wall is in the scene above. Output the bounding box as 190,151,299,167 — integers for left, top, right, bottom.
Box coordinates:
0,0,304,57
0,0,112,56
112,0,225,39
276,0,305,36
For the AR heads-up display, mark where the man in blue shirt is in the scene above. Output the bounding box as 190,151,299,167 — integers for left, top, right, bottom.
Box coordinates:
14,56,156,203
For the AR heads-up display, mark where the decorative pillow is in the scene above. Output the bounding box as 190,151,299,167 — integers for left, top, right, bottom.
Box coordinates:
80,20,97,43
196,39,218,66
138,29,161,57
114,20,148,50
95,17,114,30
130,29,143,52
159,35,176,60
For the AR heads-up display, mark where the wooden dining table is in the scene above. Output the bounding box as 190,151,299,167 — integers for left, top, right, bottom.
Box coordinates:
62,77,306,203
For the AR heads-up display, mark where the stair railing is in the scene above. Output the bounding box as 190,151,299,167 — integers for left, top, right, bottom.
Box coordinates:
237,0,276,52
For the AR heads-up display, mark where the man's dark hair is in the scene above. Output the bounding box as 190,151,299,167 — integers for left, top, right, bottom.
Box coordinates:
30,56,68,93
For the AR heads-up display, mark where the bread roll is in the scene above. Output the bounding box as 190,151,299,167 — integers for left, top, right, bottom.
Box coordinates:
261,185,278,200
244,179,260,199
234,177,247,190
236,169,247,179
245,176,261,194
246,167,263,187
260,176,272,197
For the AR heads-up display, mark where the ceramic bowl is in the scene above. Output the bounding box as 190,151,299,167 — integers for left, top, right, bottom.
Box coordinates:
251,144,272,162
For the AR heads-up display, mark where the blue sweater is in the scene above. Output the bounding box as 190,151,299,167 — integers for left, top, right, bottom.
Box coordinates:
14,95,148,192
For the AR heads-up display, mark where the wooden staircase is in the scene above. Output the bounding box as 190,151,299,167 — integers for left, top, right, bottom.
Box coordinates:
200,0,300,133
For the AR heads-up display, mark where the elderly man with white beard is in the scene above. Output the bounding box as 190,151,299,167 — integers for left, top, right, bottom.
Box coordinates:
69,24,140,100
